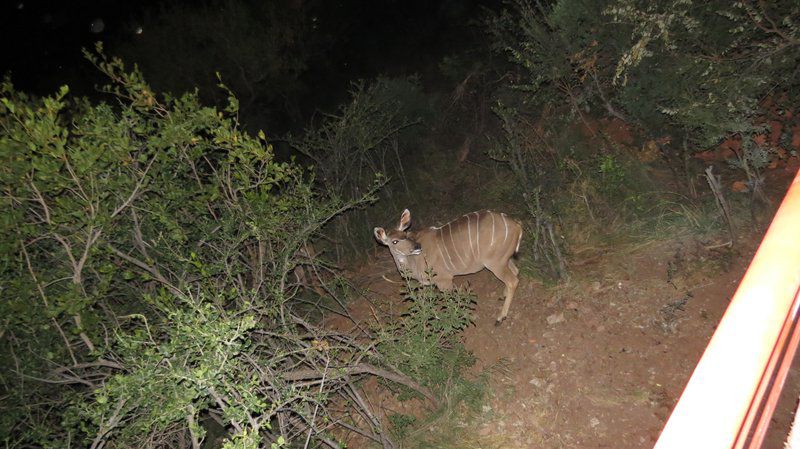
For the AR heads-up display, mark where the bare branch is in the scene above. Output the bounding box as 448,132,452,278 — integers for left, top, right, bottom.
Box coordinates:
90,398,127,449
28,181,51,225
19,238,80,364
52,359,124,373
110,155,157,219
186,407,202,449
107,244,183,297
283,363,438,407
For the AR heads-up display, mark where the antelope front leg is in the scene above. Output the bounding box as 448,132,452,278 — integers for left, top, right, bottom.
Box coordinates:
434,276,454,291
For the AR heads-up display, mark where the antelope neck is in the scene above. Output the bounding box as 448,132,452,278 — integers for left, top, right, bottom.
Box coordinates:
395,248,422,257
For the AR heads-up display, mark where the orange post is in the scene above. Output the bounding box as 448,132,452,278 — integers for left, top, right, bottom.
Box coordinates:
654,169,800,449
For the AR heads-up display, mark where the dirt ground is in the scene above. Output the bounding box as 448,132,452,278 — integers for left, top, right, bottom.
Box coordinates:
343,221,799,448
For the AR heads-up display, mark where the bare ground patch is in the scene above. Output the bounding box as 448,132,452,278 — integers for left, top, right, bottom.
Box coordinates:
341,232,798,448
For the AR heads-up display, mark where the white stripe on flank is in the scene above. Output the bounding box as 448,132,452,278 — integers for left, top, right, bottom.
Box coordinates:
448,223,466,267
475,212,480,257
502,213,509,244
436,240,453,272
466,214,475,259
490,212,496,246
439,228,455,270
470,215,478,259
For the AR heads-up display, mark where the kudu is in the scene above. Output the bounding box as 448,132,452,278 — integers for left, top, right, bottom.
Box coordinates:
374,209,523,324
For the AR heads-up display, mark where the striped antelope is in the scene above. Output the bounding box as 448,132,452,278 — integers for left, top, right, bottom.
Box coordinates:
374,209,523,324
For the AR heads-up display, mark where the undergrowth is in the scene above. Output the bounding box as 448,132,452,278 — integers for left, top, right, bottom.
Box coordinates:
370,278,500,449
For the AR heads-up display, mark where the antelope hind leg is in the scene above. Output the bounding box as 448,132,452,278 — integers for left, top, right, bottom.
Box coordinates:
487,261,519,325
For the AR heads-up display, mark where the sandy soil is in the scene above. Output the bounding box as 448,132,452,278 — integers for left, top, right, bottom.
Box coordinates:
344,228,799,448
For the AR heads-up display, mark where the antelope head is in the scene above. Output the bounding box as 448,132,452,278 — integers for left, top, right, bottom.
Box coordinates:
373,209,422,271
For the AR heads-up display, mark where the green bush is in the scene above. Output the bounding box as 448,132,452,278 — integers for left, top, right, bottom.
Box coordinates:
376,279,476,391
0,49,441,449
290,78,424,261
489,1,799,188
485,0,628,120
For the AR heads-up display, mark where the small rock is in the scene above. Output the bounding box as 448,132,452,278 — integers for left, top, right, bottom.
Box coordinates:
528,377,544,387
590,417,600,428
546,312,565,325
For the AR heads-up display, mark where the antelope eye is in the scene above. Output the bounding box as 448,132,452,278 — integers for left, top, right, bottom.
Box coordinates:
392,240,399,245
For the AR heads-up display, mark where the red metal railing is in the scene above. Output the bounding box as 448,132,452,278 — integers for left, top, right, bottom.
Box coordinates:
654,169,800,449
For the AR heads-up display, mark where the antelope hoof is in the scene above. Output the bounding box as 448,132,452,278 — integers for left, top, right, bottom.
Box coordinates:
494,316,506,326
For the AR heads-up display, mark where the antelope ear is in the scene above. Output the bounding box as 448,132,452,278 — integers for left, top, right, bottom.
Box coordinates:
398,209,412,231
374,227,389,245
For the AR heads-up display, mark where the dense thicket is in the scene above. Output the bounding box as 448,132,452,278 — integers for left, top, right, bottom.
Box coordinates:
483,0,799,268
0,50,473,449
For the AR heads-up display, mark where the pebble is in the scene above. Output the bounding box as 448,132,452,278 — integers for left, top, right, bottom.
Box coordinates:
528,377,544,387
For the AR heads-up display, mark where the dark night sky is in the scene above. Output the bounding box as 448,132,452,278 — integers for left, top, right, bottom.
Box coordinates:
1,0,494,100
1,0,156,93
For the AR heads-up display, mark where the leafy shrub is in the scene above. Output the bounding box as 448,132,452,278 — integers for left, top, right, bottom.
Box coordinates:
376,279,476,391
488,0,799,196
488,103,569,279
485,0,628,121
0,49,436,449
290,78,424,261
